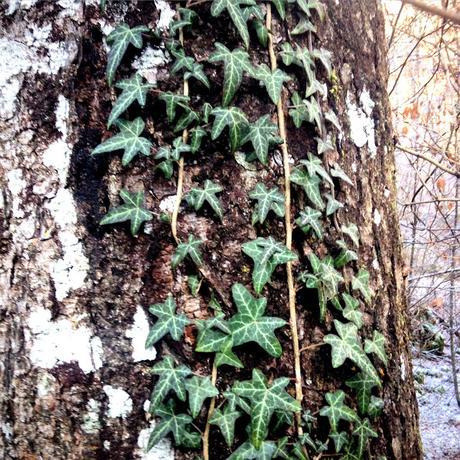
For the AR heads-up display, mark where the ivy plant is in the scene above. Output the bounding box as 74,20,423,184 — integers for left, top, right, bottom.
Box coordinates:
171,235,204,269
319,390,358,432
211,106,249,151
185,180,224,220
209,406,242,447
249,183,285,224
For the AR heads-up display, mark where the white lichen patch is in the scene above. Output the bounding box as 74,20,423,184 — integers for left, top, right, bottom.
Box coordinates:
373,208,382,226
132,47,169,85
82,399,102,434
7,169,26,219
6,0,39,15
126,306,157,362
346,89,377,158
103,385,133,419
154,0,176,31
400,354,407,381
136,426,174,460
159,195,176,214
28,306,104,373
36,371,57,397
372,258,380,270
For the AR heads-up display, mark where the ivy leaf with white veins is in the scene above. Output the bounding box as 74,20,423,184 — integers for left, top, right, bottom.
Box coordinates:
342,295,363,329
149,356,192,410
171,234,203,269
170,8,197,36
215,336,244,368
346,372,378,415
185,62,210,88
100,189,152,236
228,440,277,460
272,0,286,19
319,390,358,432
296,0,326,20
329,431,349,453
296,206,323,239
186,180,224,220
209,43,253,107
368,396,384,418
331,163,353,186
171,47,194,74
324,320,381,385
233,369,301,448
311,47,333,78
185,375,219,418
364,331,387,366
210,0,256,49
291,167,325,210
108,73,153,127
228,283,286,357
342,223,360,247
92,117,151,166
242,115,282,164
242,237,297,294
317,134,335,154
249,183,285,224
209,406,242,447
352,269,373,304
146,294,190,347
106,24,149,86
352,418,378,458
292,17,316,35
254,64,290,104
224,389,252,414
159,92,190,124
334,240,358,268
299,152,333,185
211,106,249,151
190,127,207,153
325,193,343,216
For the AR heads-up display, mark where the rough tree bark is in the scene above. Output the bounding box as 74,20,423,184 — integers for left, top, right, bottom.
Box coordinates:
0,1,421,459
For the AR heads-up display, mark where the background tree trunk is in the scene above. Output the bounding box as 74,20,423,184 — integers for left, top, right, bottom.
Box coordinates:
0,1,421,459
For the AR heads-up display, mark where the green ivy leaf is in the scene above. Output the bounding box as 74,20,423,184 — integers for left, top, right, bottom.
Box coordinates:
325,193,343,216
108,73,153,127
253,19,268,47
242,115,282,164
228,283,286,357
364,331,387,365
170,8,197,35
106,24,149,86
188,274,201,296
319,390,358,432
342,293,363,329
368,396,384,418
209,406,242,447
146,294,190,347
291,167,325,210
211,0,256,48
171,47,195,74
186,180,224,220
174,107,200,133
209,43,253,106
172,234,204,269
296,207,323,239
190,127,207,153
331,163,353,186
341,223,360,247
228,440,277,459
274,437,290,460
254,64,290,104
311,47,333,78
272,0,286,19
334,240,358,268
100,189,152,236
346,372,378,415
324,320,381,384
249,183,285,224
352,269,373,304
296,0,326,20
299,152,333,185
185,62,210,88
233,369,301,448
242,237,297,294
159,92,190,124
289,92,305,128
329,431,349,453
155,137,191,179
149,356,192,410
352,418,378,457
185,375,219,418
292,17,316,35
92,117,152,166
317,134,335,154
211,106,249,151
215,336,244,368
202,102,213,123
224,389,252,414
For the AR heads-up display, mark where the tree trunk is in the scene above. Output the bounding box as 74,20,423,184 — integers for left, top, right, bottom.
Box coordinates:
0,1,421,459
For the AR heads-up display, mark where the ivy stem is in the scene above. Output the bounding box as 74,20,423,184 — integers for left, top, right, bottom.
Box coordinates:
266,4,304,438
202,360,218,460
171,26,189,244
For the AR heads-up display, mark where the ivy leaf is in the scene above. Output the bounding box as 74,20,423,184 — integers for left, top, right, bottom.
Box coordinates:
146,294,190,347
342,294,363,329
100,189,152,236
253,19,269,47
186,180,224,220
299,152,333,185
254,64,290,104
108,73,153,127
325,110,341,131
274,437,290,460
211,106,249,151
147,400,198,450
249,183,285,224
159,92,190,124
209,43,253,106
185,62,210,88
296,207,323,239
106,24,149,86
172,234,204,269
329,431,349,453
345,372,378,415
149,356,192,410
324,320,381,385
368,396,384,418
242,115,282,165
317,134,335,154
289,92,305,128
296,0,326,20
228,283,286,357
272,0,286,19
242,237,297,294
233,369,301,448
319,390,358,432
174,107,200,133
364,331,387,365
311,48,333,78
171,47,195,74
209,406,242,447
170,8,197,35
291,167,325,210
224,389,252,414
202,102,213,123
210,0,256,49
155,138,191,179
331,163,353,186
352,418,378,458
185,375,219,418
215,336,244,368
190,127,207,153
352,269,373,304
92,117,152,166
341,223,360,247
325,193,343,216
292,17,316,35
334,240,358,268
228,440,277,460
188,274,201,296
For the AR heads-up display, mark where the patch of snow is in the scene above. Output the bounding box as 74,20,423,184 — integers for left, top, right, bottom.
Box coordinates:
132,47,169,85
136,426,174,460
28,306,104,373
103,385,133,419
82,399,101,434
126,306,157,362
373,209,382,226
154,0,176,30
